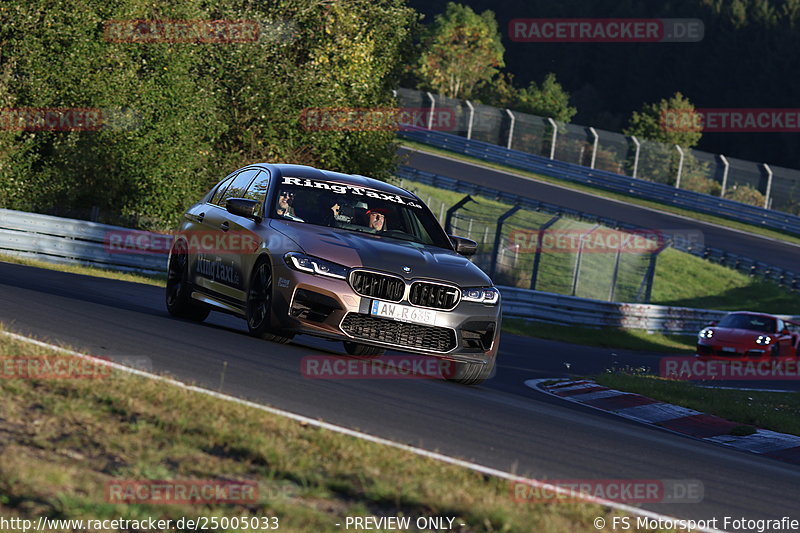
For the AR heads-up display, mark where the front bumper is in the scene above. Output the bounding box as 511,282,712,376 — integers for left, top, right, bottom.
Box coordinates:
696,341,769,358
272,265,501,364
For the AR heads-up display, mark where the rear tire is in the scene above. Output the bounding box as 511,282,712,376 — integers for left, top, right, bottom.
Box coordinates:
246,259,293,344
442,358,496,386
343,341,385,357
165,240,209,322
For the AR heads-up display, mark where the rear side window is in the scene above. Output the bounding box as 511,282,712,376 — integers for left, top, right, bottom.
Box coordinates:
218,168,260,205
242,171,271,214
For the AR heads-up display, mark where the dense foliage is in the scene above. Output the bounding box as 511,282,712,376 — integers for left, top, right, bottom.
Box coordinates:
0,0,416,229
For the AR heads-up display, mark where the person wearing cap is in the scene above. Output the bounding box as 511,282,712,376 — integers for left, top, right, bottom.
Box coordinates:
366,208,388,232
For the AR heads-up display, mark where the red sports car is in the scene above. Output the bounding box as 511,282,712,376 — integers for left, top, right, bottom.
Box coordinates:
696,311,800,359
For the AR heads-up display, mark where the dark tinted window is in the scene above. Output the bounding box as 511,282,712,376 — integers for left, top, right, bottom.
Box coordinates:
219,168,260,205
718,313,776,333
242,170,270,213
209,175,236,205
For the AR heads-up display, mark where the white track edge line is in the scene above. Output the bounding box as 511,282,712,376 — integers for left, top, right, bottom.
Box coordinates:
1,331,725,532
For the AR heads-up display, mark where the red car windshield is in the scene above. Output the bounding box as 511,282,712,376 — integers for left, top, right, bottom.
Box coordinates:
717,314,776,333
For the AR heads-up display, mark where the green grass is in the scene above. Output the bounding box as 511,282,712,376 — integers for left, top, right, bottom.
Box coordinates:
0,328,651,532
0,254,165,287
594,372,800,437
651,248,799,314
504,319,695,353
400,141,800,247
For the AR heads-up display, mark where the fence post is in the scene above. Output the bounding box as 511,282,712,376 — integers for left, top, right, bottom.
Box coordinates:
719,154,729,198
444,195,473,234
426,92,435,130
547,117,558,160
642,248,661,303
630,136,641,178
608,248,622,302
465,100,475,140
572,225,599,296
763,163,773,209
675,145,685,189
489,205,522,278
589,127,599,169
505,109,515,149
529,214,561,290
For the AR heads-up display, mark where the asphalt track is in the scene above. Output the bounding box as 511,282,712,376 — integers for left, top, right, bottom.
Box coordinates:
398,147,800,272
2,261,799,530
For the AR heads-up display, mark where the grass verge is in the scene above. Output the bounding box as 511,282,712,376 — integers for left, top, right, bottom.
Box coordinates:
400,141,800,247
594,372,800,436
504,319,695,353
0,328,642,532
0,254,165,287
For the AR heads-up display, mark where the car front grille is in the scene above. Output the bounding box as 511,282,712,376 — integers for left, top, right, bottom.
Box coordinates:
341,313,456,353
350,271,405,302
408,281,460,310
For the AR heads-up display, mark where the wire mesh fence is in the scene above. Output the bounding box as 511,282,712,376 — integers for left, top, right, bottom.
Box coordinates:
397,88,800,215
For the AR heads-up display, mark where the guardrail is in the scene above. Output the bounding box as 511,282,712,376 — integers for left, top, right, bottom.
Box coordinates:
400,129,800,237
397,165,800,292
500,287,800,336
0,208,168,275
1,208,797,335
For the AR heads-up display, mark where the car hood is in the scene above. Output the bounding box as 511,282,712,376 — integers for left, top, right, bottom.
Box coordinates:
270,220,493,286
708,327,772,343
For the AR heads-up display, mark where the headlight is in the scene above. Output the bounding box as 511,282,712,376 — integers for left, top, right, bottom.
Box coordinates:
698,328,714,339
284,252,348,279
462,287,500,305
755,335,772,345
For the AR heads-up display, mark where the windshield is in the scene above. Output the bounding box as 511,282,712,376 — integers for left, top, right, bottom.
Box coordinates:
272,176,452,248
718,313,776,333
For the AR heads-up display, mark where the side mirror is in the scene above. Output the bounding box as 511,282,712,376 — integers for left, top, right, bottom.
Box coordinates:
226,198,261,221
706,321,718,327
449,235,478,257
781,328,790,335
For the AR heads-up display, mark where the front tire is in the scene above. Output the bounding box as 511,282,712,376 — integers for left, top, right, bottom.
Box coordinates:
442,358,496,386
246,259,292,344
343,341,385,357
165,240,209,322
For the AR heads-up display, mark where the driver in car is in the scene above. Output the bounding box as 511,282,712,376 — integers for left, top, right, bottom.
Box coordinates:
276,190,304,221
366,208,388,232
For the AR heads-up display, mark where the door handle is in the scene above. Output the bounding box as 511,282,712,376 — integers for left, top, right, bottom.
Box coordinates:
196,212,205,222
219,221,229,232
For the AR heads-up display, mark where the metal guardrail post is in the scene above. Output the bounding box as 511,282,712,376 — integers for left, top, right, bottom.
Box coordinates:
589,127,599,169
426,92,435,130
465,100,474,140
675,145,685,189
642,247,662,303
505,109,515,150
630,136,641,178
571,225,599,296
489,205,522,278
444,195,474,234
719,154,729,198
547,118,557,160
529,214,561,290
608,248,622,302
763,163,774,209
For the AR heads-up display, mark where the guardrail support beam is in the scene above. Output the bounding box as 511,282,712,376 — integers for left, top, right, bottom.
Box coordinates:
465,100,475,140
719,154,729,197
444,195,474,235
630,136,641,178
588,127,599,169
763,163,774,209
505,109,515,150
547,117,557,160
675,145,685,189
489,205,522,278
529,214,561,290
426,92,435,130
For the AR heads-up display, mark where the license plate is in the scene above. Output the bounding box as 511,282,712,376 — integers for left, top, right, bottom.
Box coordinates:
370,300,437,326
721,346,737,353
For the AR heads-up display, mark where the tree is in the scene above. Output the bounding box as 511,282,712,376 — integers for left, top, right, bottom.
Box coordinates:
624,92,702,148
416,3,504,99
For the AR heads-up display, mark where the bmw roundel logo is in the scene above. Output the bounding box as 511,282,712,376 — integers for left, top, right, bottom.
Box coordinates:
402,266,412,273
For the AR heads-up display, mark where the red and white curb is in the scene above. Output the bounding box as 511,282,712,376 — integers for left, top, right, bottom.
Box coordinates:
526,378,800,466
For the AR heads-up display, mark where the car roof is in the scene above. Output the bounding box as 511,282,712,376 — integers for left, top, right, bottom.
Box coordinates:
726,311,777,319
253,163,415,198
